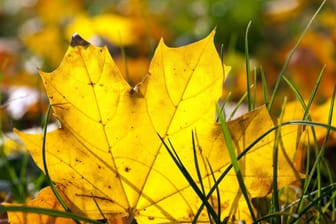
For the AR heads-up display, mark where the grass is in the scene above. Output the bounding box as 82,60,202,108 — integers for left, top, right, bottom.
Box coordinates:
161,1,336,223
0,65,45,204
1,0,336,223
161,119,336,223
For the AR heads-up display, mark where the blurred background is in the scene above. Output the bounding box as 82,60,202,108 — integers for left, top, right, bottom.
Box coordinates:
0,0,335,205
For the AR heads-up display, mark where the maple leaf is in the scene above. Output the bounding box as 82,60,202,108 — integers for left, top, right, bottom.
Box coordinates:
12,31,301,223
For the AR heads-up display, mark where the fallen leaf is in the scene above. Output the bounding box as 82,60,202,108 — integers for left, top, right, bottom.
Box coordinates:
4,187,76,224
282,99,336,171
15,31,301,223
282,99,336,143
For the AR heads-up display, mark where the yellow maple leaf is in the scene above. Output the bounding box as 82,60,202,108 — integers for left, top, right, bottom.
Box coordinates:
12,31,301,223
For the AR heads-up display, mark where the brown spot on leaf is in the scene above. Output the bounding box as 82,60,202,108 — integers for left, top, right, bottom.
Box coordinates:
88,81,96,86
71,33,90,47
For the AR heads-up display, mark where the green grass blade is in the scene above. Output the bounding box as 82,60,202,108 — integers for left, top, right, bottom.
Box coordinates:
281,76,305,109
317,88,336,220
321,186,336,220
0,131,26,201
285,183,336,209
191,131,214,223
120,46,131,85
268,0,326,111
192,131,205,195
301,65,326,120
281,69,324,216
298,86,334,216
259,66,269,107
228,91,247,120
252,68,257,110
319,158,335,217
19,153,28,184
316,86,335,221
0,205,103,224
245,20,252,111
289,184,336,223
195,120,336,221
255,211,299,223
206,159,222,223
271,97,287,224
0,67,26,201
157,134,219,222
0,147,26,202
41,105,81,223
216,105,256,221
298,87,335,221
91,192,107,223
282,63,324,121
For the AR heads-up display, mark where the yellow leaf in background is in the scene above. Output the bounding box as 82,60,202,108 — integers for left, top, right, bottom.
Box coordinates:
114,57,149,86
281,99,336,171
21,26,65,66
14,31,301,223
35,0,82,25
19,0,83,67
310,98,336,139
0,138,26,156
66,14,138,46
282,99,336,143
4,187,76,224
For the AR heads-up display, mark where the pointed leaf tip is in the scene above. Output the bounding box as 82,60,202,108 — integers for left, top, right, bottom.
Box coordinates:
70,33,90,47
